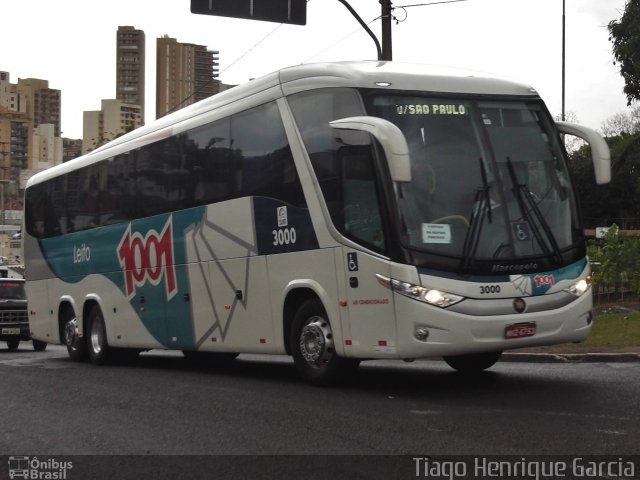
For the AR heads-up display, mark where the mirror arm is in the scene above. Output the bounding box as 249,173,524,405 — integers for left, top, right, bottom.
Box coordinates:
330,116,412,182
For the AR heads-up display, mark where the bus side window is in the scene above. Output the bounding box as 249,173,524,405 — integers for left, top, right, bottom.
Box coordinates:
340,144,386,251
231,102,305,207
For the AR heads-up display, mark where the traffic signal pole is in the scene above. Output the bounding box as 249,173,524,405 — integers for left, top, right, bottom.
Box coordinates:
336,0,392,61
380,0,393,60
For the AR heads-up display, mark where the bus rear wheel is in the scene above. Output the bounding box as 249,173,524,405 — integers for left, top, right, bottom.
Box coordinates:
63,312,87,361
443,351,502,373
290,298,359,386
87,306,111,365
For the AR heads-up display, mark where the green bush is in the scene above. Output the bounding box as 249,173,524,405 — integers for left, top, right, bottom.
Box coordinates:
588,225,640,301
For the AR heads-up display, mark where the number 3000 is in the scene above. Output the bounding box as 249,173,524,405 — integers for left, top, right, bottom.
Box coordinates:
272,227,297,246
480,285,501,294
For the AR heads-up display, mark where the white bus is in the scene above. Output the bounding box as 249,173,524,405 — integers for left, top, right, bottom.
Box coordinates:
24,61,610,385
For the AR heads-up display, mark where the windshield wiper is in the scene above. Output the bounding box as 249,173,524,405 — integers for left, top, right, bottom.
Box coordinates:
460,158,492,272
506,157,562,265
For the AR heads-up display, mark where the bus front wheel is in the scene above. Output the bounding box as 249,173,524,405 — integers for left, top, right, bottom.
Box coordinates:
290,298,359,386
87,306,111,365
443,351,502,373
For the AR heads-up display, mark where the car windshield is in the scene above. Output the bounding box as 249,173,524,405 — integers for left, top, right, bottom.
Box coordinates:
365,93,581,272
0,281,26,299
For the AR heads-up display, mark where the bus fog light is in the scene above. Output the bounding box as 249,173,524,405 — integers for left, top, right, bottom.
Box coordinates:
414,327,430,341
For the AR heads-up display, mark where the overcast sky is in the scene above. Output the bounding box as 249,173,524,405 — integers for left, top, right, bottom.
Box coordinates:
2,0,630,139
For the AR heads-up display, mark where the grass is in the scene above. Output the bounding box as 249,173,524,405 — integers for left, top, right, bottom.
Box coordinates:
580,309,640,351
516,306,640,353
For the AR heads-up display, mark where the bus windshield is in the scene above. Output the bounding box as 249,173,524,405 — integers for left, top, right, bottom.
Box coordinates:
365,93,581,273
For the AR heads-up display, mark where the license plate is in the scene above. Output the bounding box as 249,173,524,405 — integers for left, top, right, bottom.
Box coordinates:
1,328,20,335
505,322,536,339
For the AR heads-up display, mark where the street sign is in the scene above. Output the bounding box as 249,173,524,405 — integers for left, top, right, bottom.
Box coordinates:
191,0,307,25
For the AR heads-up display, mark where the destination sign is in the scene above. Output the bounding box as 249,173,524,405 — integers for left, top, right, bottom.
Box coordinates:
395,104,468,115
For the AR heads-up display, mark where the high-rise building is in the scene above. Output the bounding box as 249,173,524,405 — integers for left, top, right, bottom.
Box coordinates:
15,78,61,137
0,75,62,189
82,99,143,154
156,35,220,118
116,26,145,123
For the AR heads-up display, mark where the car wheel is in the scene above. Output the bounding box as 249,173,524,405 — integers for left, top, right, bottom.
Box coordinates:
290,298,359,386
32,340,48,352
6,338,20,351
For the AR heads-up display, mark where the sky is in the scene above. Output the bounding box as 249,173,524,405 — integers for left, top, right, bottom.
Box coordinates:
2,0,631,140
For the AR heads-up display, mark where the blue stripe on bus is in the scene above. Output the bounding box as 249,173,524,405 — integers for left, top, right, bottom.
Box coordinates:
37,198,318,348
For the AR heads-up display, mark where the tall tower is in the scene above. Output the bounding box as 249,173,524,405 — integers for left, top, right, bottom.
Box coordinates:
156,35,219,118
116,26,145,123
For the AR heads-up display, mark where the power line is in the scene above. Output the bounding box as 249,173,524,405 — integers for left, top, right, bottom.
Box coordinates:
166,24,283,115
220,23,284,75
222,0,313,75
302,16,381,64
169,0,469,115
395,0,469,7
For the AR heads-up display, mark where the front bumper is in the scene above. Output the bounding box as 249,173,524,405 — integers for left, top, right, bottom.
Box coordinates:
394,288,594,359
0,322,31,341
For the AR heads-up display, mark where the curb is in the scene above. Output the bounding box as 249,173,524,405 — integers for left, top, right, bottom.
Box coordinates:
502,352,640,363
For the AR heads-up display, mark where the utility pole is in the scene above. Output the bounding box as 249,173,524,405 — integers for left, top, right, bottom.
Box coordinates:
561,0,566,121
380,0,393,60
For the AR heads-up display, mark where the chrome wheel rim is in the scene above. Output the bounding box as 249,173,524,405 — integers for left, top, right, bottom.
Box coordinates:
299,316,334,367
90,317,104,355
64,317,78,348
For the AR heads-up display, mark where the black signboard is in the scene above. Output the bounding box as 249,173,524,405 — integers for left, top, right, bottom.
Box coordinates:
191,0,307,26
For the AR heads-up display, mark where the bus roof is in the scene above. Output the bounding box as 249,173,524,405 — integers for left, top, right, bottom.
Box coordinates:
278,61,537,97
26,61,539,188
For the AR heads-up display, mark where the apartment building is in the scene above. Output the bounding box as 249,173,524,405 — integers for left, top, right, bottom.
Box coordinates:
156,35,220,118
116,26,146,123
82,99,143,154
0,75,62,192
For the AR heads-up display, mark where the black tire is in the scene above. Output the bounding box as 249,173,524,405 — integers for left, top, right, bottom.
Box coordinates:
443,351,502,373
32,340,48,352
87,305,111,365
62,311,87,361
290,298,359,386
6,338,20,351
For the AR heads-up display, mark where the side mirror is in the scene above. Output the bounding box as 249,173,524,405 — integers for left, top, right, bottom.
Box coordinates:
330,116,412,182
556,121,611,184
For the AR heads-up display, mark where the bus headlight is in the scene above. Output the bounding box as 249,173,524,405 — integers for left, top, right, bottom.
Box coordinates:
376,274,464,308
566,276,591,296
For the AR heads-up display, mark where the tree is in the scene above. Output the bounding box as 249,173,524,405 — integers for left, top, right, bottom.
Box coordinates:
554,111,585,153
600,105,640,137
568,134,640,230
609,0,640,105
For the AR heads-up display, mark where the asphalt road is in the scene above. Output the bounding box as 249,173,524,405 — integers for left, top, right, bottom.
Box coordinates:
1,344,638,479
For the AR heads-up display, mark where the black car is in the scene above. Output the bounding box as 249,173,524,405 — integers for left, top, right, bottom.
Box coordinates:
0,278,46,351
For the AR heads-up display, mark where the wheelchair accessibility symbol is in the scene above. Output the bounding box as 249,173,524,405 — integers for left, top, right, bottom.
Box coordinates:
347,252,359,272
513,222,531,241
